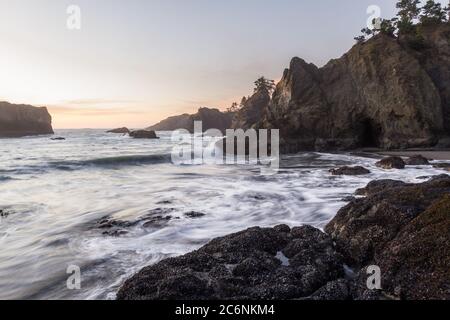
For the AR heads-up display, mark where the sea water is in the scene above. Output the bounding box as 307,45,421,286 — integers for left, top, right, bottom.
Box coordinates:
0,129,446,299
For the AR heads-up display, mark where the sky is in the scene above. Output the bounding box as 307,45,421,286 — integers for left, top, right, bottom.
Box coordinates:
0,0,444,129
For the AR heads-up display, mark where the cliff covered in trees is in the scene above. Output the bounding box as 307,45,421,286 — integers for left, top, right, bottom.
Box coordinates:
248,3,450,152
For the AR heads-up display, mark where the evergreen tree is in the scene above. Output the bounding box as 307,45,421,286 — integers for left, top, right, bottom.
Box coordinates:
227,102,239,113
396,0,421,33
254,77,275,94
420,0,446,24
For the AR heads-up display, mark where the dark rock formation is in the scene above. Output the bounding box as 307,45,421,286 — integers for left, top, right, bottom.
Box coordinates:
231,90,271,130
107,127,130,134
96,208,177,237
329,166,370,176
117,225,344,300
405,155,430,165
51,137,66,141
355,179,410,196
433,163,450,171
147,108,234,134
129,130,159,139
251,23,450,152
375,156,406,169
326,175,450,266
184,211,206,218
117,176,450,300
0,101,54,137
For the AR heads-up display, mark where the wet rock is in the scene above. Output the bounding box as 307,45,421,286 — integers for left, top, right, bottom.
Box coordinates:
374,194,450,300
341,196,357,202
96,208,177,236
184,211,206,218
117,225,344,300
405,155,430,165
142,216,174,228
129,130,159,139
107,127,130,134
51,137,66,141
0,209,11,218
307,279,350,300
325,176,450,300
355,179,410,196
326,176,450,266
375,157,405,169
433,163,450,171
329,166,370,176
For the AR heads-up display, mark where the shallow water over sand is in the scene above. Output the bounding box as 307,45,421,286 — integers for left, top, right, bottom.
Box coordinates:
0,129,447,299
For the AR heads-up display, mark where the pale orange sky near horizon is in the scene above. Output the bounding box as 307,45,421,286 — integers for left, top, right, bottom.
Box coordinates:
1,0,414,129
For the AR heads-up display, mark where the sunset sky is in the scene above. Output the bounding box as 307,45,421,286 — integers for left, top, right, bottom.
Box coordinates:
0,0,431,129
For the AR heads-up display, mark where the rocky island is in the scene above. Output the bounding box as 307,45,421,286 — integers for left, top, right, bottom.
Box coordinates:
0,101,54,137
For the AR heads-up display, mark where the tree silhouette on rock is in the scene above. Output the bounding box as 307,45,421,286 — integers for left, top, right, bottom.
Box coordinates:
254,77,275,94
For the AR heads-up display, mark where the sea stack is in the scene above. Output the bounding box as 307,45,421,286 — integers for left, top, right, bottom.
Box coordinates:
0,101,54,137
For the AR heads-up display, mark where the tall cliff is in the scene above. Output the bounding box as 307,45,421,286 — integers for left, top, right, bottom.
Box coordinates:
0,102,54,137
257,23,450,152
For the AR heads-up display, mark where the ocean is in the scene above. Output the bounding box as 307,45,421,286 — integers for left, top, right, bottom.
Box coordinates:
0,129,446,299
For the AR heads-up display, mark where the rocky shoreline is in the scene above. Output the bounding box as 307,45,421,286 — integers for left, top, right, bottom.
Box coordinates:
117,168,450,300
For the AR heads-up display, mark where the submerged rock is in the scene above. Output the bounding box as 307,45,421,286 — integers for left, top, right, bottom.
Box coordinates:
375,156,406,169
117,225,344,300
129,130,159,139
405,155,430,165
433,163,450,171
184,211,206,218
51,137,66,141
329,166,370,176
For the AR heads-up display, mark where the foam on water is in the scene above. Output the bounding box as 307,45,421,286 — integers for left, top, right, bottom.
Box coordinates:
0,129,448,299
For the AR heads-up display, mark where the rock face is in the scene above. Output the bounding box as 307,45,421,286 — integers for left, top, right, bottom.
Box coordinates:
0,101,54,137
117,175,450,300
329,166,371,176
232,90,271,130
107,127,130,134
375,156,406,169
254,23,450,152
129,130,158,139
147,108,234,134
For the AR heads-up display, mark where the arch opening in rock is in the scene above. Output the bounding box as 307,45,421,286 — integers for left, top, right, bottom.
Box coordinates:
359,119,382,148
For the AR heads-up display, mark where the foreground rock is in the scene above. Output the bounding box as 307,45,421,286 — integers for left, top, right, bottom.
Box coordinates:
107,127,130,134
129,130,159,139
329,166,370,176
117,225,345,300
375,156,405,169
326,175,450,300
0,101,54,137
118,175,450,300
